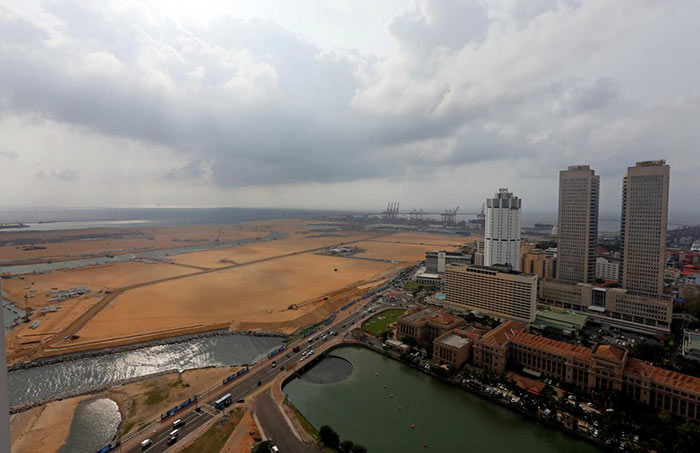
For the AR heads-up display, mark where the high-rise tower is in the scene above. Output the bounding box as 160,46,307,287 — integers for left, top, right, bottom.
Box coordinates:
484,188,521,270
619,160,670,295
556,165,600,284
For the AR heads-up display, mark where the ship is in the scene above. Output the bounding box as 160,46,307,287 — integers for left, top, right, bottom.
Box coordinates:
0,223,29,230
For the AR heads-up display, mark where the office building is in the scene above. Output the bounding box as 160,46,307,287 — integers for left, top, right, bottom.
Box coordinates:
433,326,488,369
557,165,599,284
521,249,556,280
425,251,472,273
539,279,672,335
445,264,538,323
596,257,620,282
619,160,670,295
484,188,521,270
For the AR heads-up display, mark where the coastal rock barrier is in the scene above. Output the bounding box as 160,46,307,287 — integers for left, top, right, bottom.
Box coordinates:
8,328,287,372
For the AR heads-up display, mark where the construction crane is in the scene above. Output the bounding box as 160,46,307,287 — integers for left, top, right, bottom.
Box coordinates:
441,206,459,225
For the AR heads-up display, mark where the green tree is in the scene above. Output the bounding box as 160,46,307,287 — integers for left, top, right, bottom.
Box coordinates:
319,425,340,449
339,439,355,453
351,445,368,453
252,440,272,453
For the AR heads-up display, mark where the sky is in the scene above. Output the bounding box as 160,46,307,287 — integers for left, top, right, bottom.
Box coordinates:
0,0,699,219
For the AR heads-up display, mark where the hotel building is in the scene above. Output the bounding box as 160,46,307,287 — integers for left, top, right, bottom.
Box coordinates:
445,264,538,323
484,188,522,270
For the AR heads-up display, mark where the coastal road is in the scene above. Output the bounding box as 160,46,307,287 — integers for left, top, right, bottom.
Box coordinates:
124,297,386,452
128,407,213,453
255,391,320,453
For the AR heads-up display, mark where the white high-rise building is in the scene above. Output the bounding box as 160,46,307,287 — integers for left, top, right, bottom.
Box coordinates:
484,188,521,270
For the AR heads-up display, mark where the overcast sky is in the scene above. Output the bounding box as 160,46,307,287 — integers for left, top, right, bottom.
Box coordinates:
0,0,698,218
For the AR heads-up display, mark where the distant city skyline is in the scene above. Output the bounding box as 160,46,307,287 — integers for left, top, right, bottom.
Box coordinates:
0,1,699,214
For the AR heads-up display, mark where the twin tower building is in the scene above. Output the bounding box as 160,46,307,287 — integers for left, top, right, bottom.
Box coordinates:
473,160,671,334
484,160,670,297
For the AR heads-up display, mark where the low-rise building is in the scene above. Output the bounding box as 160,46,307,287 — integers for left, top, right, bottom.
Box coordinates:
433,326,488,369
445,264,538,323
415,273,442,286
532,309,588,334
683,330,700,362
539,278,672,335
472,320,527,374
396,307,464,343
425,250,472,273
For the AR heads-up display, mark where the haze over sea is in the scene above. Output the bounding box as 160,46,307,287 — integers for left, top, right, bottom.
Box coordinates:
0,207,696,234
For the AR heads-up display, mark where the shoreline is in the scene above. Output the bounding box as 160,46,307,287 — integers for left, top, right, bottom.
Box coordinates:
284,343,609,452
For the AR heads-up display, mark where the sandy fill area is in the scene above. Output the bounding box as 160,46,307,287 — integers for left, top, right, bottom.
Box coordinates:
67,253,400,346
10,395,91,453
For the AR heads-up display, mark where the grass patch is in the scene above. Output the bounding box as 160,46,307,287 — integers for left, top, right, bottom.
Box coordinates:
404,281,436,292
144,387,169,406
182,407,244,453
122,421,135,435
283,399,335,453
362,309,406,336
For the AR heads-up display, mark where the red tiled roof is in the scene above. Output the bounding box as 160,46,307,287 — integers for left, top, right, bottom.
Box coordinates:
481,320,526,347
593,344,626,362
625,358,700,394
511,331,592,360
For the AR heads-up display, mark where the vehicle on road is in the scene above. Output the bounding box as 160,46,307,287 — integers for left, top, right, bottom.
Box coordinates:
167,429,180,445
214,393,233,410
173,419,185,429
140,439,152,451
272,360,277,368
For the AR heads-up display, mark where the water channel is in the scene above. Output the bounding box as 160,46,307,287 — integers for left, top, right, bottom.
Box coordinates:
8,334,283,406
58,397,122,453
284,346,599,453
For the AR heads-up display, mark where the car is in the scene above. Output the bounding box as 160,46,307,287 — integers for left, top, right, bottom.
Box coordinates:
272,361,277,368
272,446,280,452
140,439,152,451
167,436,178,445
173,419,185,429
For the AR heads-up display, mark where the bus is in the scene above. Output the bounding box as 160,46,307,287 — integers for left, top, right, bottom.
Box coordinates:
214,393,233,410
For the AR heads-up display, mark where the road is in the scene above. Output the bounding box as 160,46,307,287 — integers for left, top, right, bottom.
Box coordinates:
254,391,320,453
125,292,395,453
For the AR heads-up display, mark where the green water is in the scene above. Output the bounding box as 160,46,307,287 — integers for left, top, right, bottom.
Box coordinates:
284,347,600,453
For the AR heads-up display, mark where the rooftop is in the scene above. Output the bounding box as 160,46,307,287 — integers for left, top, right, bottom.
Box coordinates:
511,331,592,360
400,307,462,327
593,344,627,362
625,358,700,394
686,330,700,351
436,332,471,349
535,309,588,329
481,320,526,347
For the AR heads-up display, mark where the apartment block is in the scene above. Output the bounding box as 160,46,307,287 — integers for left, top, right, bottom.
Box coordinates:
596,257,620,282
485,188,522,270
445,264,538,323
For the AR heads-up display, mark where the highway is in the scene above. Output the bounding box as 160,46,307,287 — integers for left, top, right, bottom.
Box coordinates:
125,295,392,453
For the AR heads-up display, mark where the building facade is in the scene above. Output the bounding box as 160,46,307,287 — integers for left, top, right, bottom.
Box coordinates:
596,257,620,282
485,188,522,270
619,160,670,295
539,278,672,335
557,165,600,284
445,264,538,323
396,307,464,343
522,249,556,280
425,251,472,273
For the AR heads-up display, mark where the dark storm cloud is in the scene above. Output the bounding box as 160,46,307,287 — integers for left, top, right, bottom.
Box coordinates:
0,0,698,198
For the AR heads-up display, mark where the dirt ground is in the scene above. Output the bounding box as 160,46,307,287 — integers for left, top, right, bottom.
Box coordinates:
10,395,91,453
171,231,376,269
107,367,238,436
3,220,468,359
220,408,259,452
0,224,266,263
64,253,402,347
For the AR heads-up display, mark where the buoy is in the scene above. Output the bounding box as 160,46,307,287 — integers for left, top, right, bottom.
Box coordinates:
411,424,415,429
389,394,394,398
375,373,379,377
398,406,403,411
383,384,387,388
424,442,428,448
